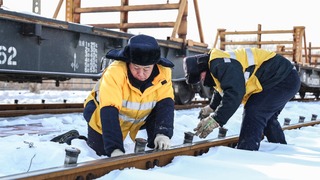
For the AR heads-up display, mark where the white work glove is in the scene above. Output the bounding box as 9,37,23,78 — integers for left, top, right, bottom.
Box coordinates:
110,149,124,157
194,116,220,138
198,105,214,120
154,134,171,150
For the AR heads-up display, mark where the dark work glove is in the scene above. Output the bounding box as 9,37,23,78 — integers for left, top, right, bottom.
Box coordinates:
194,116,219,138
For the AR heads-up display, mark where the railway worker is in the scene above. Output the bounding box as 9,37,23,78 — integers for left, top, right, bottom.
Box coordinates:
183,47,301,151
83,34,175,157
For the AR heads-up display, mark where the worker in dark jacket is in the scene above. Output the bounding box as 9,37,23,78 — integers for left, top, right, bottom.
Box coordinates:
183,47,301,151
83,34,175,157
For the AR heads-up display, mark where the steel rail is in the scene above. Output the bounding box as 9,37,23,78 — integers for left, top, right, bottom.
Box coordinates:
0,97,316,117
0,101,209,117
2,120,320,180
0,103,84,117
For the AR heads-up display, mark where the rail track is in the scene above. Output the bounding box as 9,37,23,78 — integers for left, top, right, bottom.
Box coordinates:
0,100,208,136
1,119,319,180
0,101,209,117
0,97,318,117
0,98,319,179
0,103,84,117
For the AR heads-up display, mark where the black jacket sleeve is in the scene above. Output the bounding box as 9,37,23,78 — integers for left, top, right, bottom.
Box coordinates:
209,59,246,126
209,89,222,111
100,106,124,157
153,97,174,138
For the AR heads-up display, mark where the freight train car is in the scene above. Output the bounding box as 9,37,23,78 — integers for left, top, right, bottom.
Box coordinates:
298,65,320,99
0,9,211,104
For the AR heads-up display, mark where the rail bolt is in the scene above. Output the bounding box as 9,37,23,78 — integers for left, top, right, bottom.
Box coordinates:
298,116,305,123
134,138,147,153
283,118,291,126
311,114,317,121
218,127,228,138
64,147,81,166
183,131,195,144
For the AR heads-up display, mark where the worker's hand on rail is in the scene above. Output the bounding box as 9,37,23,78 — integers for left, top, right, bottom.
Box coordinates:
110,149,124,157
194,116,219,138
154,134,171,150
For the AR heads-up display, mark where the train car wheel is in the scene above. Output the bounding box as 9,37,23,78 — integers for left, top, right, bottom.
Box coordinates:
173,81,195,105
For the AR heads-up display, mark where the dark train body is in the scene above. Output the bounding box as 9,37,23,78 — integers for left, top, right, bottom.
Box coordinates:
1,9,319,104
0,9,211,104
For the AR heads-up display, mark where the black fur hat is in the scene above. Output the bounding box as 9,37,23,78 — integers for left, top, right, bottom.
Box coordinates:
183,54,209,84
106,34,174,67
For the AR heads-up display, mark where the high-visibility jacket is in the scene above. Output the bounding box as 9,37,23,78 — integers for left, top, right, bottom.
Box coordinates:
209,48,276,104
84,60,174,154
208,48,294,126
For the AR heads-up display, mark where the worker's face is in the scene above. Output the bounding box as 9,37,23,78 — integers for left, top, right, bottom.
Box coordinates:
200,71,206,81
129,63,154,81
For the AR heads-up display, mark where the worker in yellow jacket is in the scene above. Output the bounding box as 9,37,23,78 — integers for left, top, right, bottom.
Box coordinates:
83,34,175,157
183,48,301,151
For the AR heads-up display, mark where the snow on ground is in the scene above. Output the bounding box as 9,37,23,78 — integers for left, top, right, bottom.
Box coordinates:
0,90,319,179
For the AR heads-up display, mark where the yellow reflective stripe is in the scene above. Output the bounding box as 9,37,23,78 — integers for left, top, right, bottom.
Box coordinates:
120,100,156,123
122,100,156,111
229,51,236,59
244,48,255,82
244,72,250,81
223,58,231,63
94,79,100,92
119,114,147,124
93,80,101,103
245,48,255,66
229,48,254,66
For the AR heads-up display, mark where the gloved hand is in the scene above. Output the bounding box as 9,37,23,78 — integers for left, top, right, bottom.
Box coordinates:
198,105,214,120
110,149,124,157
154,134,171,150
194,116,220,138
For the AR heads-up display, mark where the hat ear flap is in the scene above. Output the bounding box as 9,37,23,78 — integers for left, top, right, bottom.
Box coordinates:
105,48,129,62
183,54,210,85
185,74,200,85
183,56,199,75
123,45,130,58
183,56,200,84
158,58,174,68
196,54,209,72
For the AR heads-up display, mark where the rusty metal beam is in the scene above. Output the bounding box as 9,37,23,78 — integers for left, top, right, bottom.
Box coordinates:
88,22,175,29
193,0,204,43
74,3,180,13
53,0,64,19
171,0,187,40
120,0,128,32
